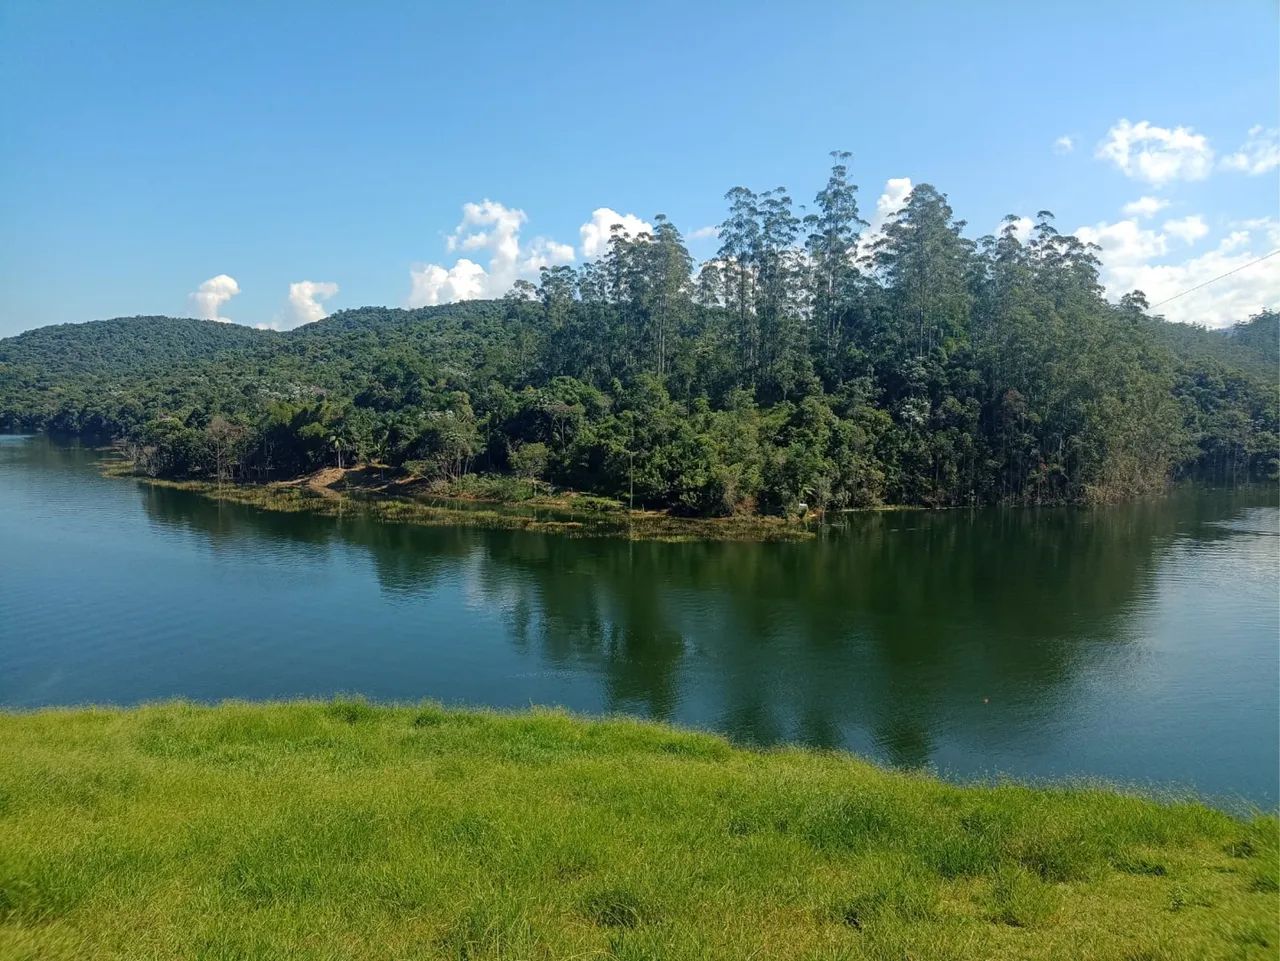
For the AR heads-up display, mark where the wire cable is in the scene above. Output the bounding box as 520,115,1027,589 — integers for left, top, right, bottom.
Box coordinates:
1149,248,1280,309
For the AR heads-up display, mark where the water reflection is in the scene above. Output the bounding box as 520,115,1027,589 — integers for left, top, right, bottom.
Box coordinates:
4,436,1275,801
137,474,1269,769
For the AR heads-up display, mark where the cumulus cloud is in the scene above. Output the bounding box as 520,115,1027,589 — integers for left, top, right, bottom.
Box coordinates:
687,225,720,240
869,177,913,233
188,274,240,323
1221,125,1280,175
1076,218,1169,267
997,216,1035,244
261,280,340,331
1053,135,1074,154
854,177,913,260
1162,215,1209,245
444,199,525,260
523,237,577,273
408,259,487,306
408,200,576,307
1121,196,1169,219
1077,213,1280,328
1096,119,1214,185
579,208,654,259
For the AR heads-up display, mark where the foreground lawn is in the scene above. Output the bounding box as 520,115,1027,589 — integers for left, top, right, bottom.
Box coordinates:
0,702,1275,960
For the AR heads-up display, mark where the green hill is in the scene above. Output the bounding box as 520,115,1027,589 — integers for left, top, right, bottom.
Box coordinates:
0,315,275,377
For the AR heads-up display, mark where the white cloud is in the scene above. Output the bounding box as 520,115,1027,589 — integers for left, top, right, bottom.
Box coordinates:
1218,229,1252,254
852,177,913,262
1053,135,1074,154
522,238,576,274
1076,218,1169,266
1001,216,1034,244
1162,215,1208,245
1096,119,1214,185
687,225,720,240
444,199,525,260
580,208,654,259
1221,125,1280,175
408,258,488,307
264,280,340,330
407,199,576,307
1077,214,1280,328
188,274,240,323
869,177,913,234
1121,196,1170,219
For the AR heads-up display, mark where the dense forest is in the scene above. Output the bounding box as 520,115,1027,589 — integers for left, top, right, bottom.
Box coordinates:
1,157,1276,516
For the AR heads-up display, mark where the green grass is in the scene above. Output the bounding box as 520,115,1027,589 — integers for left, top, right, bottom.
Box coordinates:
0,701,1275,960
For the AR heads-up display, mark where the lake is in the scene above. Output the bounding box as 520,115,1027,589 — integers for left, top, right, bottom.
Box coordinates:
2,434,1277,805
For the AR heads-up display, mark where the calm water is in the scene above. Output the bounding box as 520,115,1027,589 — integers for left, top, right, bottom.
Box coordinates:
2,435,1277,805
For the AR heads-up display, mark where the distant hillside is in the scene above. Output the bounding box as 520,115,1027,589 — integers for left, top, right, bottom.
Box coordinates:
4,304,1269,399
1145,310,1278,385
0,315,276,378
1225,310,1279,373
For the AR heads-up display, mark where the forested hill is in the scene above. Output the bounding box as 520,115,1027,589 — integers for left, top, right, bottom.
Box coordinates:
0,315,277,377
1,165,1276,516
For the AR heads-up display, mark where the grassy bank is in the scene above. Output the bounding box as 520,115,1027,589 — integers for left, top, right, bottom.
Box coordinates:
0,702,1275,960
103,460,815,542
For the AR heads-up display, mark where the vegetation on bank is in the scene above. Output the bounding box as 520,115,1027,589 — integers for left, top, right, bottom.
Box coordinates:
106,461,815,542
0,702,1275,960
2,156,1277,519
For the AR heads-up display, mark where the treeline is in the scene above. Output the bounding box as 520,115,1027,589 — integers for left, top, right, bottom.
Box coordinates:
1,155,1276,515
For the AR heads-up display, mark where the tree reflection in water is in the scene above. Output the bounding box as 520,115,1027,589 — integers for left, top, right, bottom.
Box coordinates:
138,479,1254,772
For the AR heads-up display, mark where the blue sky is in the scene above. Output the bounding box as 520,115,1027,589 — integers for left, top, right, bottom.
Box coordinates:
1,0,1276,335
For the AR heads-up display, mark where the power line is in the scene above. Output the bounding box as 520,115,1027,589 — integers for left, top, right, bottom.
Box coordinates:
1149,248,1280,309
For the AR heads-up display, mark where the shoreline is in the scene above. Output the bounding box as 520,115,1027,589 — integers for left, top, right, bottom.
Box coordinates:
102,458,821,542
96,454,1280,543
